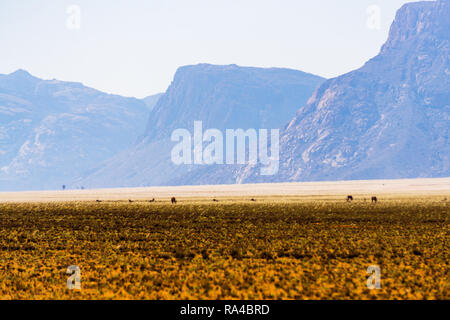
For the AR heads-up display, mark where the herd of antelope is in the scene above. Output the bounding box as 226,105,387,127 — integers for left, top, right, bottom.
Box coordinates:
347,195,378,203
94,196,380,203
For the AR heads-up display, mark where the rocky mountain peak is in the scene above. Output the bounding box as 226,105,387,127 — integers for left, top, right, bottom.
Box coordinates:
8,69,35,78
143,64,325,142
381,0,449,54
233,0,449,184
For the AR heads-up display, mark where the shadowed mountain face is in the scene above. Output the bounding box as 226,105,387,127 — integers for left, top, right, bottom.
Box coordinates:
0,71,160,191
233,0,449,183
77,64,325,188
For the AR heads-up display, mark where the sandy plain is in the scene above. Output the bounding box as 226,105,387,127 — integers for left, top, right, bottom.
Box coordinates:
0,177,448,203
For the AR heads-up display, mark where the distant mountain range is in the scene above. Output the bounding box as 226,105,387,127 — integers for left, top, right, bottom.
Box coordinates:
0,70,161,191
1,0,448,191
81,0,448,188
77,64,325,188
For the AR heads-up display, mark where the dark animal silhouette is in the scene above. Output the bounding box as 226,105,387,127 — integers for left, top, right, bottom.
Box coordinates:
171,197,177,204
96,200,102,203
62,185,66,190
213,199,219,202
347,195,353,202
371,196,377,203
149,198,155,203
128,199,133,203
251,198,256,202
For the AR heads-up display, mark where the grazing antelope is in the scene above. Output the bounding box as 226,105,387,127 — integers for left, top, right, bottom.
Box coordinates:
251,198,256,202
128,199,133,203
96,200,102,203
347,195,353,202
371,196,378,204
171,197,177,204
213,199,219,202
149,198,155,203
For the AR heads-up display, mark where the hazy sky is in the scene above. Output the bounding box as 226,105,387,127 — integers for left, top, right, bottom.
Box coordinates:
0,0,416,98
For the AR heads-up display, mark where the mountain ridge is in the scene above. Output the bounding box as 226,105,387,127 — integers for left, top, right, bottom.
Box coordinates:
0,70,161,191
77,64,326,188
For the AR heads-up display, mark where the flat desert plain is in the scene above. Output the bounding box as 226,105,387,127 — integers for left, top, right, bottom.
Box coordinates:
0,177,449,202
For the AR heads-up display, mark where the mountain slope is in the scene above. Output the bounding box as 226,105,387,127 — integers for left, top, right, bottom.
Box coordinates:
237,0,449,183
142,93,164,112
0,71,153,191
78,64,325,188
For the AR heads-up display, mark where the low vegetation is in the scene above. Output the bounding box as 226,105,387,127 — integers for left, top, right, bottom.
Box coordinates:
0,196,448,299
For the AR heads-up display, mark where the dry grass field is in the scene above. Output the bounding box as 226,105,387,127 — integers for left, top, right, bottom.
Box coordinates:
0,188,448,299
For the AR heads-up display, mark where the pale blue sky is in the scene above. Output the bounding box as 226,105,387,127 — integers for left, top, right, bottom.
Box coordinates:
0,0,416,98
